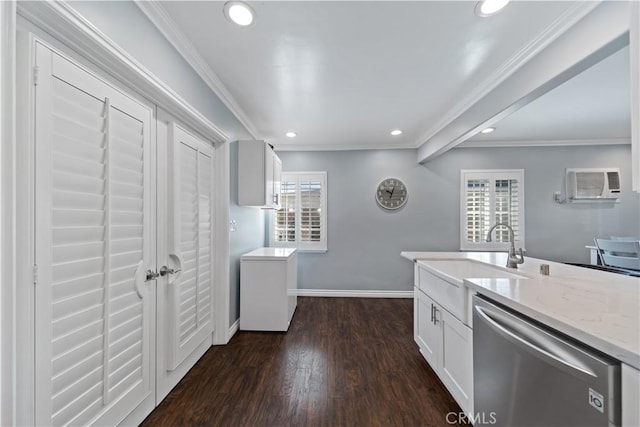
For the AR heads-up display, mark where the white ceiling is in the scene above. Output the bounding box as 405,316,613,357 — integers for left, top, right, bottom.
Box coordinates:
155,1,616,151
467,45,630,145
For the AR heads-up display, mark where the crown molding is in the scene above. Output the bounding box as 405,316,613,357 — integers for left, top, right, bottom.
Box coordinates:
136,1,260,139
412,1,601,150
17,1,228,144
273,141,417,152
457,138,631,149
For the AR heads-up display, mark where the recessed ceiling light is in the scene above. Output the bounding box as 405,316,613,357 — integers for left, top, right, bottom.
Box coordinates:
475,0,510,17
390,129,403,136
285,131,297,138
481,127,496,134
223,1,255,26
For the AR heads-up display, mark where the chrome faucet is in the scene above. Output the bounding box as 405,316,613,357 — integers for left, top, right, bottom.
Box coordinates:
486,223,524,268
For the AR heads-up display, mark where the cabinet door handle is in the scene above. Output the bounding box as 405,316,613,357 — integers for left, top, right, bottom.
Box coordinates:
430,303,435,322
434,307,440,325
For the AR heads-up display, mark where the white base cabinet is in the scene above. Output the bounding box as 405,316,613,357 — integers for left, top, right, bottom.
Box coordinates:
414,263,473,415
240,248,297,331
415,287,473,415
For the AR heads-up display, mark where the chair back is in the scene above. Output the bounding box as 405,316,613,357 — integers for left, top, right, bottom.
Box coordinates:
594,238,640,270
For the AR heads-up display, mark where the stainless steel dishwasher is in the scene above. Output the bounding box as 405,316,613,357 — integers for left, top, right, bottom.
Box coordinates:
473,295,620,427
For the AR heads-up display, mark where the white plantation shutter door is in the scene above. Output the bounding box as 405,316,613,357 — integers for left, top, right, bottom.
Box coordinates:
34,43,154,426
167,125,214,371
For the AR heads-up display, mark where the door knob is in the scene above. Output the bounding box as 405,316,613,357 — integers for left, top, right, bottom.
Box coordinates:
145,269,159,281
160,265,181,276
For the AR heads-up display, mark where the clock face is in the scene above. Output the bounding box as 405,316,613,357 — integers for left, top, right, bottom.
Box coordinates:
376,178,408,210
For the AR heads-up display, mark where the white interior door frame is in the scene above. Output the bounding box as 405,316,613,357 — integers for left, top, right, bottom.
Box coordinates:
14,30,36,427
213,140,230,345
0,1,17,425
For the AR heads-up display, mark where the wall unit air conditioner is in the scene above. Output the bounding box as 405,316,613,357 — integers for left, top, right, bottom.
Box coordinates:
566,168,621,201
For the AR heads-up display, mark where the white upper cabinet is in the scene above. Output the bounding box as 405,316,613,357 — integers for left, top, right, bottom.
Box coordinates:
238,140,282,209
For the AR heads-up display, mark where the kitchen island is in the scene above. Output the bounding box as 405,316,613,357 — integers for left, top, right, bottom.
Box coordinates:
401,251,640,426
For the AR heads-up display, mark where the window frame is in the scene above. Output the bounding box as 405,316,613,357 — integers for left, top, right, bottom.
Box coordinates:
459,169,525,251
270,171,328,253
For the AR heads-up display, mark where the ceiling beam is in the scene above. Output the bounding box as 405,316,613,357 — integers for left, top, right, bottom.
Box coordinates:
457,138,631,149
417,1,630,164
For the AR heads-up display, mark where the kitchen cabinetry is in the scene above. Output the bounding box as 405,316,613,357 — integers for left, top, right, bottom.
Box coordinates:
240,248,297,331
238,140,282,208
415,292,440,368
414,265,473,415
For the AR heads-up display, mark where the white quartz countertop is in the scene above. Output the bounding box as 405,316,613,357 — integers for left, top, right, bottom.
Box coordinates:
242,247,297,260
401,251,640,369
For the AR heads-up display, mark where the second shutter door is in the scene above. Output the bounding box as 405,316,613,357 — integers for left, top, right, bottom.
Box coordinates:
166,125,215,371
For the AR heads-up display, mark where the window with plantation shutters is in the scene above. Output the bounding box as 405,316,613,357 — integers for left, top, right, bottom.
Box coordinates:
271,172,327,252
275,181,297,243
34,43,154,426
460,170,525,251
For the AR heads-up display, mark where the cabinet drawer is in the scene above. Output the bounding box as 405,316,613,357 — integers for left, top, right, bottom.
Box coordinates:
418,266,466,322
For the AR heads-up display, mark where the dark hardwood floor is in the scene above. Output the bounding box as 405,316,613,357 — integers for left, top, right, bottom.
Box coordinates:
142,297,467,426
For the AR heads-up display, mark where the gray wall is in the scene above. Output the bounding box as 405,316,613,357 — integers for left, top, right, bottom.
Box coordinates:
229,142,265,323
278,145,639,291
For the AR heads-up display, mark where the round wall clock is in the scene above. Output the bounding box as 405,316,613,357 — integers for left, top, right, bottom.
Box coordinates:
376,178,408,210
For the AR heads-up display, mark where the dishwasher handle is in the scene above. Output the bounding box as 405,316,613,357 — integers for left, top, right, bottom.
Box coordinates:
474,304,597,383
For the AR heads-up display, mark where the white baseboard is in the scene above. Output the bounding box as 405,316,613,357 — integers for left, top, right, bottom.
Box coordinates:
296,289,413,298
227,319,239,342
